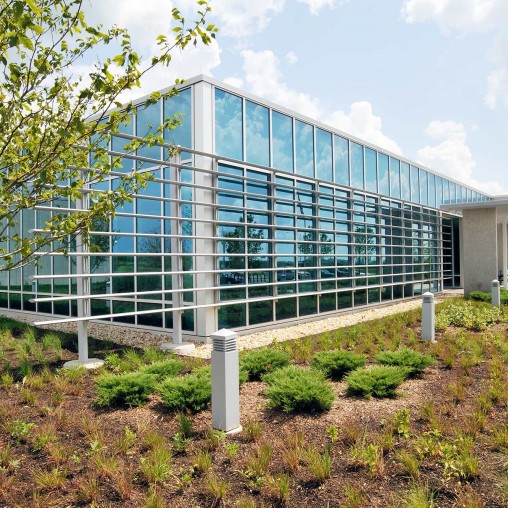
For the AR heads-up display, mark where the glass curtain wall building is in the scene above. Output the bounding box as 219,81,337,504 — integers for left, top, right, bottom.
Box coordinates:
0,76,490,340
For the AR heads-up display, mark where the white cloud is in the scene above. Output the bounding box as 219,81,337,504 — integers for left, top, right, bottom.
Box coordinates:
416,120,504,194
241,49,322,118
327,102,403,154
212,0,286,37
223,77,245,88
485,68,508,108
239,49,401,155
297,0,339,16
401,0,508,108
286,51,298,64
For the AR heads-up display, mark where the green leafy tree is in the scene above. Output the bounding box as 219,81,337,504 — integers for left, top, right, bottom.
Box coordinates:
0,0,217,270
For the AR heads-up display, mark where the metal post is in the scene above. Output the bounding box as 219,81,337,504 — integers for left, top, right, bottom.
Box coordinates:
492,279,501,308
160,156,194,353
63,174,104,369
422,292,435,342
211,329,242,434
503,218,507,290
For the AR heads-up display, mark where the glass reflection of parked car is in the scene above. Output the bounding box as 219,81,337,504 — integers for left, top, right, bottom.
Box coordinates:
277,270,296,282
298,270,312,280
220,272,245,285
320,268,335,278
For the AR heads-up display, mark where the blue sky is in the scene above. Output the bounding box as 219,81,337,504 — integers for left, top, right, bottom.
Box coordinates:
85,0,508,195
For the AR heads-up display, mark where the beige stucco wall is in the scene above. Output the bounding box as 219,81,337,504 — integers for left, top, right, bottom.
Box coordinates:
462,208,498,294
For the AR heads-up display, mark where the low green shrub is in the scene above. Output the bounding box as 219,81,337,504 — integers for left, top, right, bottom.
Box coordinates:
95,372,155,407
263,365,335,413
139,358,185,381
240,348,290,381
436,301,503,332
157,369,211,413
311,350,366,380
468,289,508,305
345,366,409,398
375,348,435,375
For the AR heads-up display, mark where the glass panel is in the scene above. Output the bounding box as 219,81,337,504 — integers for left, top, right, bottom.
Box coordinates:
428,173,436,207
410,166,420,203
419,169,428,205
365,148,377,193
400,162,410,201
215,88,243,160
295,120,314,178
272,111,294,172
350,142,364,190
389,157,400,199
245,100,269,166
136,101,161,165
378,153,389,196
316,128,333,182
334,135,349,186
111,116,133,172
164,87,192,150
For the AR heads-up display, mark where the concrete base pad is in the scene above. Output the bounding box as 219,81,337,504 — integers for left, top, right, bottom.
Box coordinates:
63,359,105,370
160,342,196,354
224,425,243,435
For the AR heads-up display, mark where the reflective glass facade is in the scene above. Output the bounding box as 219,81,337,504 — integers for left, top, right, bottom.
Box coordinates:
0,78,491,338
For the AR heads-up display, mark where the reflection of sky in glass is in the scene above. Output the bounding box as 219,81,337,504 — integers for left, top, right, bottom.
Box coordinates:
410,166,419,203
365,148,377,193
136,102,161,163
420,170,428,205
428,173,436,207
316,129,332,183
378,153,389,197
272,111,294,172
351,142,364,190
436,176,442,207
389,158,400,199
215,88,243,160
246,100,269,166
295,120,314,178
164,88,192,150
400,162,410,202
334,135,349,186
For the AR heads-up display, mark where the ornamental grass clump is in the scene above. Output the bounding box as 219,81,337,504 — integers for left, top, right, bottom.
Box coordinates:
95,372,155,408
345,366,409,398
263,365,335,413
311,350,366,380
375,347,435,376
240,348,290,381
157,368,211,413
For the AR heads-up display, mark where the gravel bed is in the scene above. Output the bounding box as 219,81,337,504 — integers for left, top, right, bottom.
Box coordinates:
0,290,462,359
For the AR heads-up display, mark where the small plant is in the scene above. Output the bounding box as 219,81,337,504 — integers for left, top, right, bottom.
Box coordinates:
489,424,508,451
282,431,305,473
33,467,67,491
345,366,409,398
203,429,226,451
326,425,339,444
20,388,36,406
240,348,290,380
32,424,58,452
244,442,272,480
42,333,63,360
399,482,435,508
116,426,137,454
265,473,290,504
396,449,420,478
172,432,193,454
177,413,193,437
304,443,332,482
140,444,172,484
263,365,335,413
1,372,13,389
194,449,213,474
342,484,367,508
394,408,411,438
224,442,239,462
95,372,155,407
204,473,228,507
157,370,211,413
375,347,435,375
6,419,35,443
311,350,366,379
244,418,262,442
75,475,100,504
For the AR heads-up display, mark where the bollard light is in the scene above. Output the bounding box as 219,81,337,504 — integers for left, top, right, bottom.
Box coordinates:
422,292,435,342
211,329,242,434
492,279,501,308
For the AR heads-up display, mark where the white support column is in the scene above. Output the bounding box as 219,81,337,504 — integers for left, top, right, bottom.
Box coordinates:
503,217,507,290
161,156,194,353
492,279,501,308
64,174,103,369
421,292,435,342
193,81,218,341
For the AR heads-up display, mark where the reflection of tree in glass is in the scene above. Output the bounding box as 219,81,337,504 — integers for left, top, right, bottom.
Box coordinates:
353,225,376,266
222,214,264,270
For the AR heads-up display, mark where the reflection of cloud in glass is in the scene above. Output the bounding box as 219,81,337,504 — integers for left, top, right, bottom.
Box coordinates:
246,101,269,166
334,135,349,186
296,120,314,178
215,89,243,160
316,129,332,182
272,111,294,172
